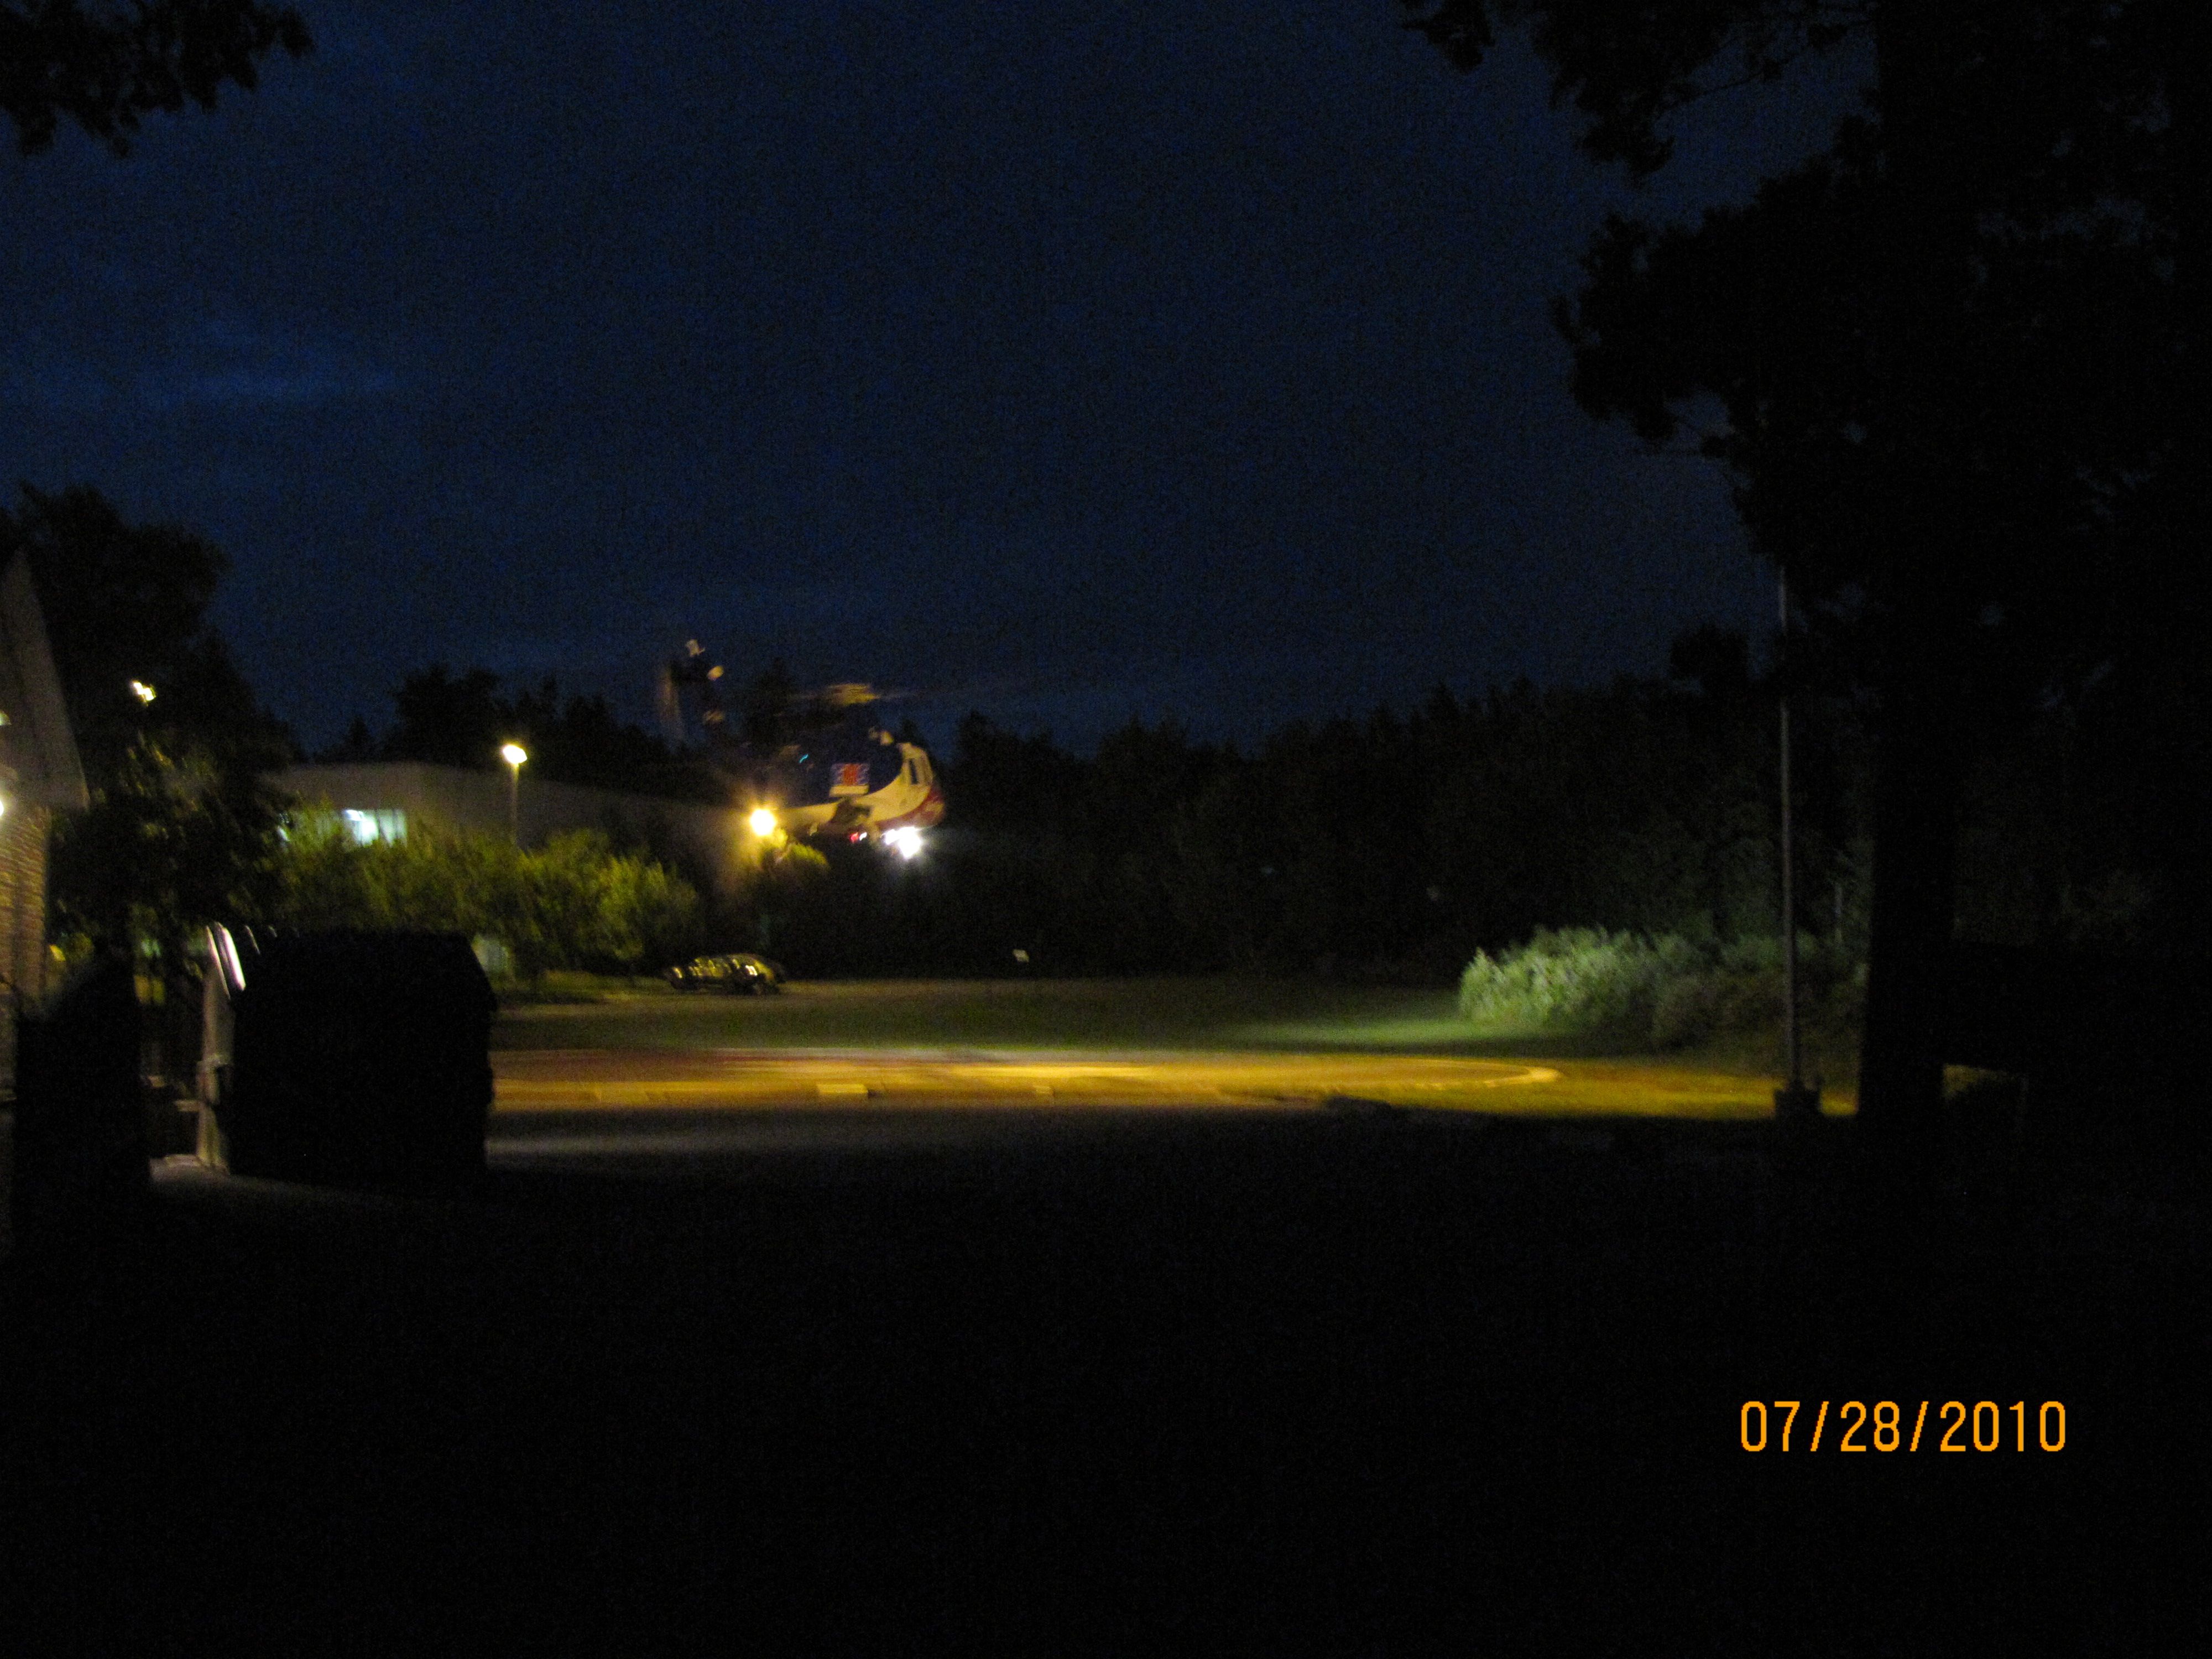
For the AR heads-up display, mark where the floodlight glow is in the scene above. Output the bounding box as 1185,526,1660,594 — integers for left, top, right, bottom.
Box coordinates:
749,807,779,838
884,826,924,860
500,743,529,767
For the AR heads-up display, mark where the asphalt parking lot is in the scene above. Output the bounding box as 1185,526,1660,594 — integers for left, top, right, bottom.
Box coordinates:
3,1100,2200,1653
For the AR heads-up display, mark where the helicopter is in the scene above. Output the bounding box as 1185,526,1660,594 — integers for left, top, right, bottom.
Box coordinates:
658,643,945,852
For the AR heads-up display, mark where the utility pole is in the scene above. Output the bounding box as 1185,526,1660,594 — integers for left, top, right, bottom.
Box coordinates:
1776,571,1820,1122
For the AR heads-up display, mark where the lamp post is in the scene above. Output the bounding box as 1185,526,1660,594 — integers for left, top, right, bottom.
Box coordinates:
1775,573,1820,1123
500,743,528,846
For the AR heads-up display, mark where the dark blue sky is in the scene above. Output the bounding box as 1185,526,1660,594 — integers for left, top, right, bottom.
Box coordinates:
2,2,1864,754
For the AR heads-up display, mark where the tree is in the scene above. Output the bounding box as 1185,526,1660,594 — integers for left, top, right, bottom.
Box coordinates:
498,675,694,796
45,733,286,968
1401,1,2202,1130
2,0,311,156
381,664,508,770
5,1,311,1064
361,664,715,800
3,484,296,1068
4,486,295,780
278,823,701,982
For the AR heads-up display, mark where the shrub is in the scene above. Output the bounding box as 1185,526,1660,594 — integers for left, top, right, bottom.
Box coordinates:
1463,927,1866,1056
1457,928,1705,1036
276,820,698,979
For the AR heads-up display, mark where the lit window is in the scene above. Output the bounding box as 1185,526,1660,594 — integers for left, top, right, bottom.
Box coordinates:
339,808,408,844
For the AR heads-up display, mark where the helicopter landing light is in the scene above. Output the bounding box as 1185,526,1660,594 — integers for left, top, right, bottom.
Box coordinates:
884,826,925,860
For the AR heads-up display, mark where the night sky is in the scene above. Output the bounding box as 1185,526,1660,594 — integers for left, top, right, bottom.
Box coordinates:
3,2,1863,755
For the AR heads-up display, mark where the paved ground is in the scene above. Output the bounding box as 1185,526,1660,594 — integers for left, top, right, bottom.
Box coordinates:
7,1104,2200,1652
0,983,2193,1651
487,977,1849,1119
494,1045,1564,1110
493,1044,1828,1119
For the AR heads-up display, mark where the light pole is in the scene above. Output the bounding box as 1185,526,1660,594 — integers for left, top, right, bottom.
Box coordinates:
1775,572,1820,1123
501,743,528,846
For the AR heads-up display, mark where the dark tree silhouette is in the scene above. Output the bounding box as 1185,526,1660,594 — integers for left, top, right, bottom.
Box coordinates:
1667,627,1751,708
363,664,712,801
383,665,507,770
4,483,291,779
1403,0,2203,1133
1,0,311,156
4,486,294,1028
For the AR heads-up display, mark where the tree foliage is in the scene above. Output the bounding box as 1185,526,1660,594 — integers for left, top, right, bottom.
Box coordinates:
1556,20,2192,693
2,0,311,156
6,483,291,776
3,484,295,977
45,734,288,966
278,823,701,980
336,663,722,802
1397,0,2207,1120
1401,2,1874,175
1401,0,2197,701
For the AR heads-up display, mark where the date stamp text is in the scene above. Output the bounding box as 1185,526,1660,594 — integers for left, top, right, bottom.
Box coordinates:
1740,1400,2065,1453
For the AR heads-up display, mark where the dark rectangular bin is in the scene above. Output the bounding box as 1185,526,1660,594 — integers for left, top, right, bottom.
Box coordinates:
210,930,496,1192
9,955,146,1258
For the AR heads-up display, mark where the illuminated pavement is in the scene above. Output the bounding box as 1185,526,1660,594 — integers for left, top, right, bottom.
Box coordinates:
491,1047,1817,1118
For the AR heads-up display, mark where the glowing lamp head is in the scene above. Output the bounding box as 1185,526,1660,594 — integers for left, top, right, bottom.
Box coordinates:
129,680,156,705
500,743,529,768
748,807,779,838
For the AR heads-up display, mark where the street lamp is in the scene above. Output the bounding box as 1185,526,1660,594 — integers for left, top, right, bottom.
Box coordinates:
1774,572,1820,1124
500,743,528,844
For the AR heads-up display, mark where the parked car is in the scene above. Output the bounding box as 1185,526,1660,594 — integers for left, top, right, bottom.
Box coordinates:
665,953,787,994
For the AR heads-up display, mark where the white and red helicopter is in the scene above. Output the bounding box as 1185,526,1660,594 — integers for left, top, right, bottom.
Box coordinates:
658,643,945,854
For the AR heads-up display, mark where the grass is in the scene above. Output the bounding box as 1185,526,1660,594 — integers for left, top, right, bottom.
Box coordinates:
493,976,1854,1104
492,970,676,1005
495,977,1491,1053
488,978,2062,1129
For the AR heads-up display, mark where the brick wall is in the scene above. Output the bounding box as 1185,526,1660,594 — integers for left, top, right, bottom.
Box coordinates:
0,802,52,1088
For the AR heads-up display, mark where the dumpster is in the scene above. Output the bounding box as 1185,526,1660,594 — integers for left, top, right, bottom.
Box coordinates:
9,954,146,1258
205,928,496,1192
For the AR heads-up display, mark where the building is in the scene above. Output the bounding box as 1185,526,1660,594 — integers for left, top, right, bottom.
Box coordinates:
0,551,91,1079
266,760,748,889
